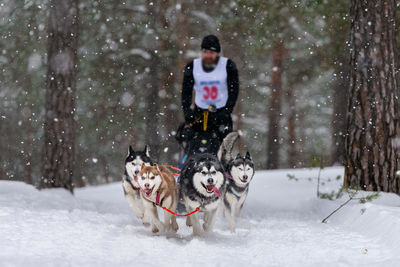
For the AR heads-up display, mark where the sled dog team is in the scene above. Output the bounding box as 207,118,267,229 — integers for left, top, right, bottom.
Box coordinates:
122,132,255,236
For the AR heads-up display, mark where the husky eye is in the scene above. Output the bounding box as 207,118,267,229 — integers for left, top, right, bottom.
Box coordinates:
150,176,155,180
201,171,207,175
239,167,243,171
211,171,216,175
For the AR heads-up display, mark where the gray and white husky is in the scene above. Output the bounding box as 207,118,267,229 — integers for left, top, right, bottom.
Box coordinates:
218,132,255,232
122,145,153,225
178,153,226,236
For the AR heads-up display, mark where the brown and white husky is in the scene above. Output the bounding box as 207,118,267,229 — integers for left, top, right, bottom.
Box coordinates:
138,164,179,233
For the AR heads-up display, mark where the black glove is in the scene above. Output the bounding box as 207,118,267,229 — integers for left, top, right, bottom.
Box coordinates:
175,122,194,143
184,109,197,123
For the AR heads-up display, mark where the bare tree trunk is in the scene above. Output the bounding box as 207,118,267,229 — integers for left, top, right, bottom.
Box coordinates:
330,56,349,166
345,0,400,194
145,0,161,159
40,0,79,193
266,41,284,169
297,106,306,168
286,85,297,168
24,119,33,185
158,0,180,164
232,25,243,154
177,0,190,122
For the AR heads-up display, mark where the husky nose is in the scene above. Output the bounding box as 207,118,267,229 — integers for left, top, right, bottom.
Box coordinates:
207,178,214,184
243,175,248,180
135,170,139,175
145,183,150,188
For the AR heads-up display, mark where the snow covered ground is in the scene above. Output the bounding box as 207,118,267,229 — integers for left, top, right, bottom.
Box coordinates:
1,167,399,266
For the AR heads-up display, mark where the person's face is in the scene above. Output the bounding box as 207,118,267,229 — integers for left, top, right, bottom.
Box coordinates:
201,49,219,65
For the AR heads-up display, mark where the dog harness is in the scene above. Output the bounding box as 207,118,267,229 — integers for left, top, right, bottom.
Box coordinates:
228,188,241,200
225,172,233,180
141,189,164,207
155,191,164,206
225,173,243,200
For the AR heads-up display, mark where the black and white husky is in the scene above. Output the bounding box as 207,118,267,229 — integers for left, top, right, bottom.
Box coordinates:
218,132,255,232
122,145,153,225
178,153,226,236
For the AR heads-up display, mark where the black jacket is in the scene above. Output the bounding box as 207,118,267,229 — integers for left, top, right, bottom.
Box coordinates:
181,57,239,124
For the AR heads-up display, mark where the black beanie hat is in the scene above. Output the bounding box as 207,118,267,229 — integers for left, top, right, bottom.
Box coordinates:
201,35,221,53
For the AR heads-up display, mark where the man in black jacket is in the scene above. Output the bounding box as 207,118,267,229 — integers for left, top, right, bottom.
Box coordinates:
180,35,239,156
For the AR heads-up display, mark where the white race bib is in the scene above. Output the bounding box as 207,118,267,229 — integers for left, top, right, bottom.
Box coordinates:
193,57,228,109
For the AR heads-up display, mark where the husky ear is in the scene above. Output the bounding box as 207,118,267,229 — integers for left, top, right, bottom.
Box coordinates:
235,153,241,160
154,163,161,172
128,145,134,155
141,162,146,169
144,145,150,157
245,151,252,160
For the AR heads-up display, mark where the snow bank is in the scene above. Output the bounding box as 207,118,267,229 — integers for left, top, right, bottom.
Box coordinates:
0,167,399,266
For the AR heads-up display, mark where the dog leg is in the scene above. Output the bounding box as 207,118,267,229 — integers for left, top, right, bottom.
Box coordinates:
190,211,201,236
164,210,177,232
143,200,164,233
123,181,144,219
163,210,171,232
185,202,192,227
171,215,178,232
186,216,192,227
151,205,164,233
203,211,209,224
224,201,236,232
235,202,244,218
186,202,201,236
162,196,178,232
203,208,217,232
125,193,144,219
170,197,179,232
141,198,151,227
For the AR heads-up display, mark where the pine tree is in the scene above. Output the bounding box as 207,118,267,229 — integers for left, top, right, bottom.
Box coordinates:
40,0,79,192
345,0,400,194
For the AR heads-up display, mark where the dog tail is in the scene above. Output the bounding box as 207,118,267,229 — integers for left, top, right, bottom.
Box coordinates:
217,131,240,164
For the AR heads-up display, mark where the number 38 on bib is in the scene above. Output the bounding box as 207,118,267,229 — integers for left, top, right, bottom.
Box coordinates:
193,57,229,109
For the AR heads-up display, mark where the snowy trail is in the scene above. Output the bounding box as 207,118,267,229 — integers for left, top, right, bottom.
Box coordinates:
1,167,399,266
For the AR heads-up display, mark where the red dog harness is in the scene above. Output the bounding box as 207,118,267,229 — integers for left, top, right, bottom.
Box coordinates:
141,189,164,207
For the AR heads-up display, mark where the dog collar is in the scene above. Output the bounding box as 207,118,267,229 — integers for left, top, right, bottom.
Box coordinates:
225,172,233,180
230,189,241,200
155,191,163,206
141,189,164,207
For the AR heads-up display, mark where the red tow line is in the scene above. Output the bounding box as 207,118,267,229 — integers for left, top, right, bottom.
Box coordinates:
169,165,181,176
162,206,200,217
165,165,200,216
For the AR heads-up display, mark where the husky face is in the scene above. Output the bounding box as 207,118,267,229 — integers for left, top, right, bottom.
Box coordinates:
138,165,162,198
230,152,254,186
193,164,224,197
125,145,152,182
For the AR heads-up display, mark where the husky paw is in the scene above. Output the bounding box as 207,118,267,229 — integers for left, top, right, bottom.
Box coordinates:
142,217,151,226
164,224,171,232
157,224,165,233
186,217,192,227
193,227,202,236
172,222,179,232
152,225,159,233
203,223,212,232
